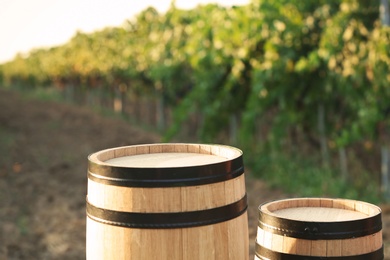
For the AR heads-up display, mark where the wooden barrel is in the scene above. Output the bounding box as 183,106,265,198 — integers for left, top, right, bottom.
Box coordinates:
86,143,249,260
254,198,383,259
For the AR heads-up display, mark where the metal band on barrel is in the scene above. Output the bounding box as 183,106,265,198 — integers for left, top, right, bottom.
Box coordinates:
86,194,247,229
258,210,382,240
255,243,384,260
88,155,244,187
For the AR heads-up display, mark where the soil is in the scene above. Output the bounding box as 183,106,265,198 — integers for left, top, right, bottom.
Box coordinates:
0,88,388,259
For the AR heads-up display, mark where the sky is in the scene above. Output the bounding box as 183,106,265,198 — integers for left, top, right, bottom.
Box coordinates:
0,0,250,64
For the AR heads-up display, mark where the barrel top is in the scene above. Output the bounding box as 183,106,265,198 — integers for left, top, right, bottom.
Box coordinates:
260,197,381,222
105,153,228,168
89,143,242,167
273,207,368,222
87,143,244,187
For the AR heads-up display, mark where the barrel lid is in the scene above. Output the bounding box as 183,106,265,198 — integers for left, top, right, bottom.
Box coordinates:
88,143,244,187
258,198,382,240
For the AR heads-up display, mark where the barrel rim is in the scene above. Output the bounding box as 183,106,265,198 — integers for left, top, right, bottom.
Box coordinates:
88,143,244,187
258,197,382,239
90,143,243,166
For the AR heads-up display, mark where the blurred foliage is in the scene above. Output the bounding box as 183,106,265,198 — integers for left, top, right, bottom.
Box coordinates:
1,0,389,200
247,150,382,204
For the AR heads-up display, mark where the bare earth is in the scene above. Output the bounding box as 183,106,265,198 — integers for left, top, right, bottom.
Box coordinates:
0,89,388,259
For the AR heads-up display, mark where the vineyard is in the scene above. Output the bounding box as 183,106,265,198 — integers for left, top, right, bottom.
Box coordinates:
1,0,390,201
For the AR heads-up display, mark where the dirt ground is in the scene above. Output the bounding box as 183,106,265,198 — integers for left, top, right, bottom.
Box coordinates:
0,88,388,259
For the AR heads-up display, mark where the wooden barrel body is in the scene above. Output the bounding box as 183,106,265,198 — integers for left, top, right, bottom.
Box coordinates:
254,198,383,259
87,143,249,260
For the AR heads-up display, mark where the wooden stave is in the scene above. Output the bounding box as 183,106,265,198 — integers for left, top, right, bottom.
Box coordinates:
255,243,384,259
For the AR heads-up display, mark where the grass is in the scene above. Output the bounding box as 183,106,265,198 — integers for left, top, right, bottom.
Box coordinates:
247,151,382,204
17,215,29,235
18,86,64,102
0,126,15,168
